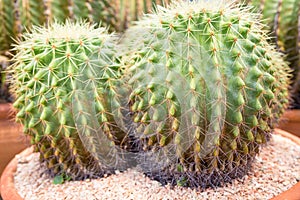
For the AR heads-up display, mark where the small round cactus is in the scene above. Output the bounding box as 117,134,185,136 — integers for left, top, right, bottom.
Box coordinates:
121,0,290,187
10,21,131,180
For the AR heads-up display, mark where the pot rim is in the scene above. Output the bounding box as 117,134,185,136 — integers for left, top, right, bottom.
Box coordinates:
0,129,299,200
0,147,33,200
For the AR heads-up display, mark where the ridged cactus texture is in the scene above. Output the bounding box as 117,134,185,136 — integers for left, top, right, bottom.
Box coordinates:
245,0,299,72
0,55,10,102
112,0,171,31
244,0,300,107
10,22,131,179
122,0,290,187
0,0,116,55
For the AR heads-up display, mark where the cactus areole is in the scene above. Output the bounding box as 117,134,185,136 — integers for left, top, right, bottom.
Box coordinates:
122,0,290,187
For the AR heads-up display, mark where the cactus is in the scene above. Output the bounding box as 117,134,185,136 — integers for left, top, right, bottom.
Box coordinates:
0,0,15,54
0,0,117,56
9,21,132,179
245,0,299,73
0,55,11,102
0,0,175,58
244,0,300,107
121,0,290,187
112,0,171,31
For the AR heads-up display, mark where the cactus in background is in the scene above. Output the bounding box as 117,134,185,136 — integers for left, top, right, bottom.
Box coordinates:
245,0,299,73
0,0,173,58
44,0,117,28
0,0,117,57
0,0,15,54
9,21,132,179
121,0,290,187
0,55,11,102
112,0,171,31
244,0,300,107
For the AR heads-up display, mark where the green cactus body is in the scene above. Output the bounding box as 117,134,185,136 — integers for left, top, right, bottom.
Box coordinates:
16,0,45,36
0,0,15,54
113,0,171,31
10,22,129,179
122,0,290,187
0,55,10,102
246,0,300,106
44,0,69,22
88,0,117,31
0,0,117,56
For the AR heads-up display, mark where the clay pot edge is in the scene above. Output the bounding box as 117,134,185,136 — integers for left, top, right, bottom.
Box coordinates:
0,147,33,200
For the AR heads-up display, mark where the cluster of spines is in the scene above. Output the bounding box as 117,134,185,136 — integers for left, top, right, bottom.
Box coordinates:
122,0,290,187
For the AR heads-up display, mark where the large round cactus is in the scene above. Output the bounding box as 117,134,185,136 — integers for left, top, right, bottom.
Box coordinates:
10,21,132,180
121,0,290,187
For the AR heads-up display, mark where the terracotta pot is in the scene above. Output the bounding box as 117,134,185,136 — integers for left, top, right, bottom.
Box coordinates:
0,103,27,178
278,110,300,138
0,103,14,120
0,147,33,200
270,129,300,200
1,129,300,200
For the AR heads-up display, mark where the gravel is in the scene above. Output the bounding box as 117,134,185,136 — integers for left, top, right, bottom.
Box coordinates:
14,133,300,200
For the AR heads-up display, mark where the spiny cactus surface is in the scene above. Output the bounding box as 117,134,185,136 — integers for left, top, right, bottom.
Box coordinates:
10,21,132,179
245,0,300,107
121,0,290,187
246,0,299,69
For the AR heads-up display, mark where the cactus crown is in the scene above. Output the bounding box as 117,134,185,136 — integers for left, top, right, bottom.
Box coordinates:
120,0,290,187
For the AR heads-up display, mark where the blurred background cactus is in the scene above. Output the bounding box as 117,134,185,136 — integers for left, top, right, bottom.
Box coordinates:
112,0,170,31
0,56,11,102
0,0,171,57
0,0,116,56
243,0,300,108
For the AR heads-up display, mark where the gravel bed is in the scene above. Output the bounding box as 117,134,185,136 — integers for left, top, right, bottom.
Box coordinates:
14,133,300,200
